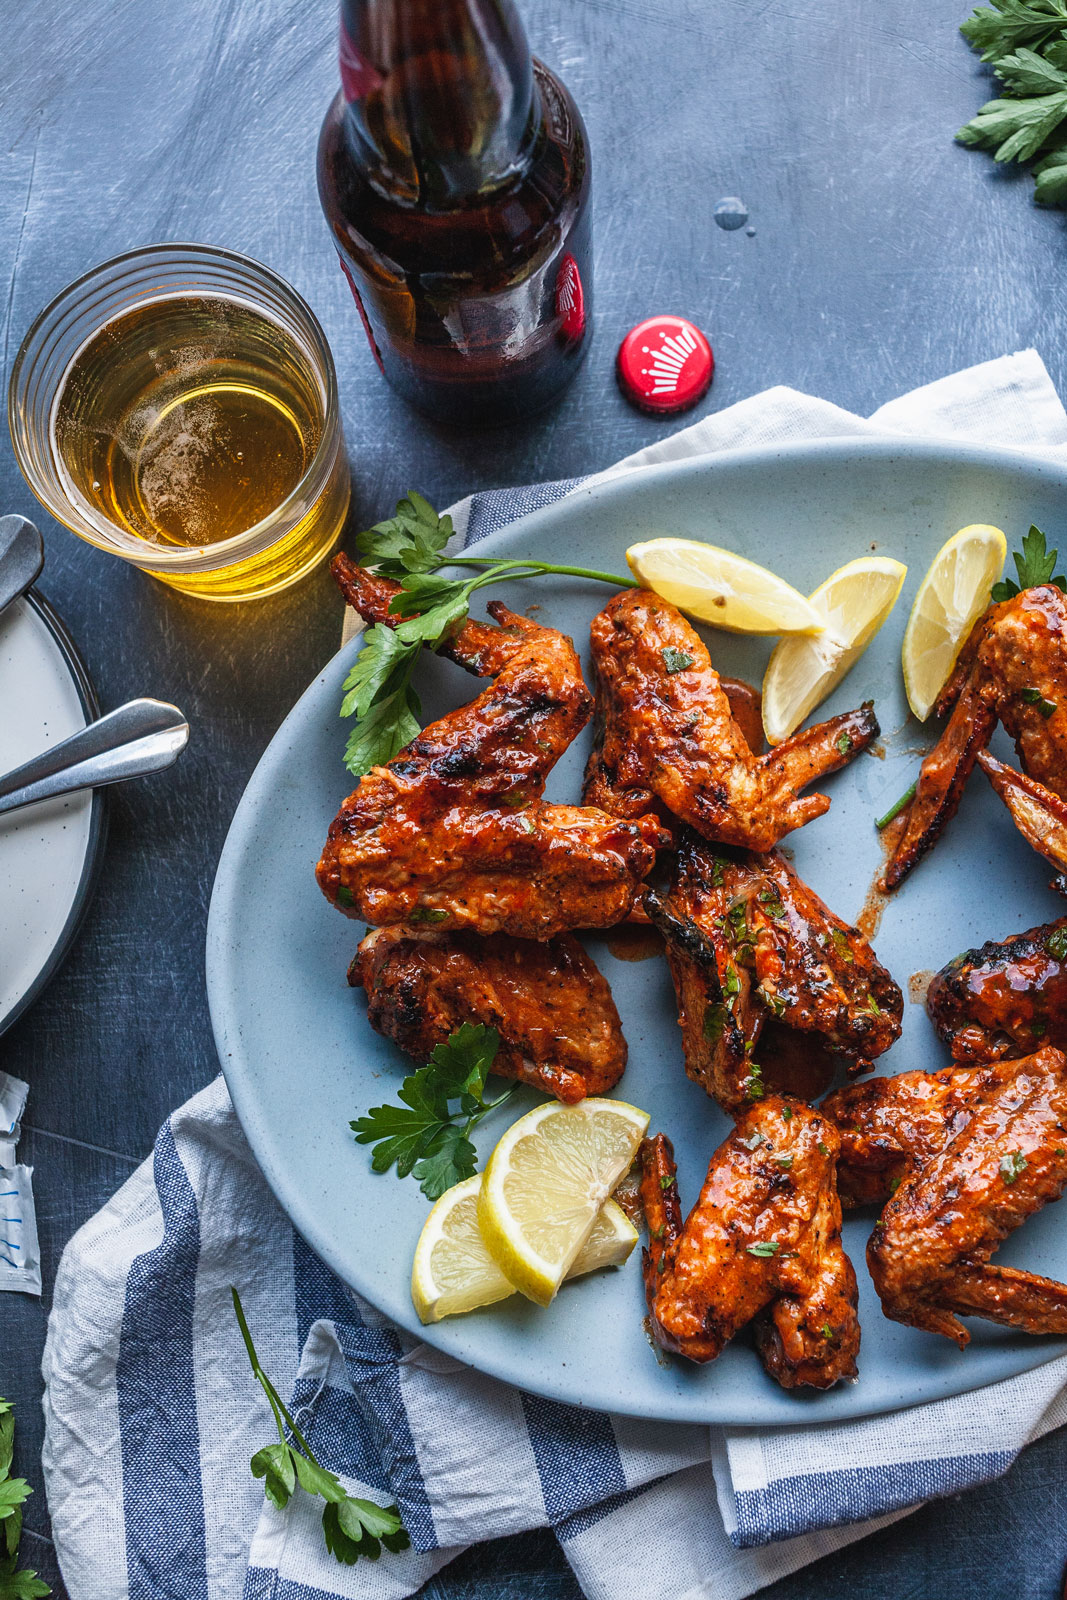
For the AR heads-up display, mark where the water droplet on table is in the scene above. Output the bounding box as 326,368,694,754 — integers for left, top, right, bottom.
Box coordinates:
713,196,749,231
746,226,756,237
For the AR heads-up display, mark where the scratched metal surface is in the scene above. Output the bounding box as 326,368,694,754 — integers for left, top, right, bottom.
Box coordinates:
2,0,1067,1594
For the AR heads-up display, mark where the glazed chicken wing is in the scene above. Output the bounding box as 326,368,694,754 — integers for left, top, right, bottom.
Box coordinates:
318,557,666,938
977,750,1067,880
585,588,878,852
645,835,902,1112
824,1049,1067,1345
350,926,626,1103
927,914,1067,1063
886,586,1067,888
639,1102,860,1387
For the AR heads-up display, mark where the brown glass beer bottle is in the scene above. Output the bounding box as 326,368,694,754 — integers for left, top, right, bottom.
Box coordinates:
317,0,592,425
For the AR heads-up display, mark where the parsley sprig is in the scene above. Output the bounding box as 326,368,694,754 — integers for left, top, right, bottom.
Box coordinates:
340,493,635,777
990,524,1066,600
0,1398,50,1600
231,1289,408,1566
958,4,1067,205
351,1023,516,1200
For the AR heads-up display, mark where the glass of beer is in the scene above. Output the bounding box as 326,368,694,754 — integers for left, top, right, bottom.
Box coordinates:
8,244,350,601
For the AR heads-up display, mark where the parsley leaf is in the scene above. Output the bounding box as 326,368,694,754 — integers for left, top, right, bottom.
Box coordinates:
1046,925,1067,959
351,1023,515,1199
661,647,694,674
746,1240,780,1257
959,7,1067,205
0,1398,50,1600
339,494,635,778
990,525,1067,601
232,1290,409,1566
962,0,1067,62
1000,1149,1028,1183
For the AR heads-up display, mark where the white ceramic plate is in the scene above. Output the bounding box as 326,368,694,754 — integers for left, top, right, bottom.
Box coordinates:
0,589,104,1034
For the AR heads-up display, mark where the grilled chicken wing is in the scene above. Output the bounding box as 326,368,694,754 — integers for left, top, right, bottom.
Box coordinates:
927,915,1067,1063
350,926,626,1103
639,1103,860,1386
886,586,1067,888
824,1050,1067,1344
645,836,902,1112
318,557,666,938
978,750,1067,879
585,588,879,852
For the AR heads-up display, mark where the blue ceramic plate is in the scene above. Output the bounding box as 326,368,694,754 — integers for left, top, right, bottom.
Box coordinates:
207,437,1067,1425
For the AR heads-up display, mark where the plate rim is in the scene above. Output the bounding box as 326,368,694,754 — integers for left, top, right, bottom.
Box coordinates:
0,585,107,1037
207,432,1067,1424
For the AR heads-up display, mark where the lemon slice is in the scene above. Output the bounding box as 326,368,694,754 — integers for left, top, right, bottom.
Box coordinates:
477,1098,650,1306
411,1177,638,1324
901,524,1007,720
761,557,907,744
625,537,825,635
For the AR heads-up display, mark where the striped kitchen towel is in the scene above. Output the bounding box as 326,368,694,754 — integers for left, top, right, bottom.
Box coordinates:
43,351,1067,1600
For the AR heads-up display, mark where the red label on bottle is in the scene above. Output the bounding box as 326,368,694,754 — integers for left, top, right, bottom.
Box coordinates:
337,254,385,373
339,22,383,103
555,254,585,341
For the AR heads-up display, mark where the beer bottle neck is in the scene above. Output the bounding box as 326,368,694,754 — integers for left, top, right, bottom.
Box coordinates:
338,0,538,207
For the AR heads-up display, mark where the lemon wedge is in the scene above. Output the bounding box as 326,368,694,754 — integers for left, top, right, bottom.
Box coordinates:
761,556,907,744
477,1098,649,1307
411,1177,638,1324
901,524,1007,720
625,537,825,635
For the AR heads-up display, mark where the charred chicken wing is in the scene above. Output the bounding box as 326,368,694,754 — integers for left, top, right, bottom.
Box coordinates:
318,558,666,938
584,588,878,852
886,585,1067,888
927,915,1067,1063
824,1049,1067,1345
639,1102,860,1387
350,926,626,1103
645,836,902,1112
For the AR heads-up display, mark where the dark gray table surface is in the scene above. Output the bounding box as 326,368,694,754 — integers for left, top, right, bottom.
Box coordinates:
3,0,1067,1594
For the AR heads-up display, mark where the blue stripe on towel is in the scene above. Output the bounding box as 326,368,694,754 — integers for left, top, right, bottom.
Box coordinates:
117,1121,208,1599
520,1393,627,1525
334,1316,438,1550
555,1482,653,1542
731,1450,1017,1548
464,479,583,547
293,1230,356,1350
245,1570,351,1600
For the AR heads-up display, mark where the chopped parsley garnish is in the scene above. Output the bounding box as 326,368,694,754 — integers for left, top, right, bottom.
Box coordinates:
409,906,449,924
232,1289,407,1567
867,992,882,1015
1000,1149,1028,1185
746,1241,780,1257
875,780,917,830
335,885,355,907
773,1152,794,1169
1032,1017,1048,1037
991,525,1066,602
727,900,749,942
817,1141,830,1156
739,1131,764,1151
709,855,726,887
743,1062,765,1100
830,928,854,962
782,1105,793,1121
351,1023,514,1199
661,647,694,674
758,888,785,920
1022,685,1057,717
836,733,853,756
821,1323,834,1340
519,814,536,834
703,1002,727,1043
339,493,635,776
1046,926,1067,960
724,964,741,997
659,1173,676,1191
889,1175,903,1195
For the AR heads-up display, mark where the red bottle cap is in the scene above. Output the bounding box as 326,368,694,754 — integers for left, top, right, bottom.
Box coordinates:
616,315,714,414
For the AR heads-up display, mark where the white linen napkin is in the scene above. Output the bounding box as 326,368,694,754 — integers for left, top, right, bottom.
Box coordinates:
42,350,1067,1600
